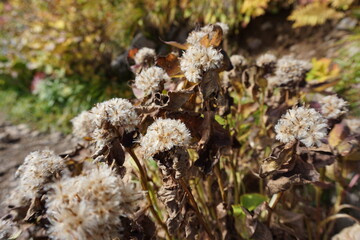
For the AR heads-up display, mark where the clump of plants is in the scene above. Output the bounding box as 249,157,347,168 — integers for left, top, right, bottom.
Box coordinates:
1,23,360,240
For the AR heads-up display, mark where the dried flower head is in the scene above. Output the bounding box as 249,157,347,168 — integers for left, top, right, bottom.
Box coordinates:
140,118,191,158
275,106,328,147
14,150,65,201
256,53,277,69
215,22,229,35
46,162,142,240
134,66,170,96
186,23,227,45
230,55,247,68
91,98,140,133
319,95,348,119
71,110,95,138
180,45,223,83
134,47,156,65
345,118,360,134
273,57,312,86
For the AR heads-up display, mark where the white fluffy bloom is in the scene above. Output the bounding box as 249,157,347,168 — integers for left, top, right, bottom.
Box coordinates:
91,98,140,133
319,95,348,119
134,66,170,96
345,118,360,134
14,150,65,201
273,57,312,86
46,162,142,240
215,22,229,35
134,47,156,65
180,45,223,83
230,55,247,68
186,23,228,45
275,106,328,147
140,118,191,158
256,53,277,68
71,110,95,138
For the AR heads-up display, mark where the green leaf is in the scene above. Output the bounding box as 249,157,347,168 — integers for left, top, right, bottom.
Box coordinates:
215,114,226,125
240,193,268,211
232,204,245,217
232,193,268,218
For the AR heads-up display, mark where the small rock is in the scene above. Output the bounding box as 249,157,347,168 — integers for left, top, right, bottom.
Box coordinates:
246,37,262,50
30,131,41,138
336,17,358,30
17,124,31,135
0,132,20,143
261,21,273,31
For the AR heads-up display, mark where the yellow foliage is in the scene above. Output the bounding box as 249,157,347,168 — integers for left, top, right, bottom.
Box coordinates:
241,0,271,17
331,0,354,10
288,1,344,28
306,58,340,83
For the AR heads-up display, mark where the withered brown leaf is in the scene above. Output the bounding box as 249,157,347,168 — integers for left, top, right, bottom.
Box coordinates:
156,53,181,77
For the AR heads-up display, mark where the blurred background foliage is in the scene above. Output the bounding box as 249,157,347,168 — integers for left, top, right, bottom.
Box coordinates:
0,0,358,132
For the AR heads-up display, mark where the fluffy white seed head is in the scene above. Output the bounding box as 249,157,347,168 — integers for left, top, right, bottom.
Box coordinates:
14,150,65,201
134,47,156,65
134,66,170,96
186,23,227,45
345,118,360,134
275,106,328,147
140,118,191,158
46,162,143,240
230,55,247,68
215,22,229,35
256,53,277,68
273,57,312,86
180,45,223,83
319,95,348,119
91,98,140,133
71,110,95,139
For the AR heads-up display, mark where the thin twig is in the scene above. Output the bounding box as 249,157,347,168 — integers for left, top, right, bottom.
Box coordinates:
178,178,215,240
214,162,227,202
126,148,172,240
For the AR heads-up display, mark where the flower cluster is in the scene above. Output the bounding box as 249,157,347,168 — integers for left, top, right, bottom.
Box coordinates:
275,106,328,147
256,53,277,69
134,66,170,96
134,47,156,65
71,110,95,139
91,98,139,132
180,45,223,83
140,118,191,158
186,23,228,46
230,55,248,69
269,56,311,86
14,150,65,201
319,95,348,119
46,162,142,240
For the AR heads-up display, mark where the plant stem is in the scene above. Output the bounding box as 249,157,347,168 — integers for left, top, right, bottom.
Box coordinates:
178,178,215,240
126,148,171,240
214,162,227,202
267,192,283,226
